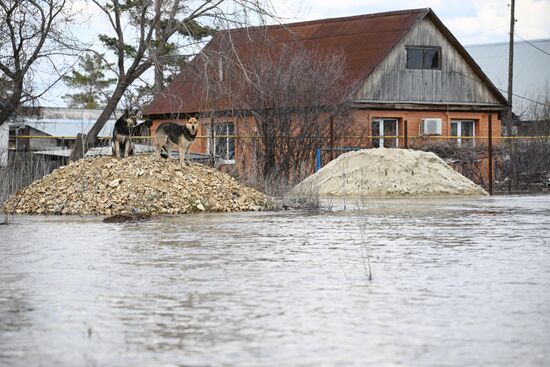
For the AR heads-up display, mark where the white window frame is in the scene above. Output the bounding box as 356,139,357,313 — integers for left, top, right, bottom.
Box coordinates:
207,122,235,164
450,120,476,146
372,118,399,148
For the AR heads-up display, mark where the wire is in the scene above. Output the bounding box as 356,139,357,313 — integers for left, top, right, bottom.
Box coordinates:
450,69,550,108
458,24,508,40
514,33,550,57
494,86,550,107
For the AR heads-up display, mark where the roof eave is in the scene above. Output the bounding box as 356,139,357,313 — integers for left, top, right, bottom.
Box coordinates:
353,100,508,112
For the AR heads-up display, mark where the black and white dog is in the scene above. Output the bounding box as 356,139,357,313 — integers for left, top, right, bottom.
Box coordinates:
112,110,138,158
155,117,199,166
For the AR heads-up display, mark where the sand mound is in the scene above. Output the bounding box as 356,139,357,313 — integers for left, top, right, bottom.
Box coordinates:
3,155,271,215
289,148,488,198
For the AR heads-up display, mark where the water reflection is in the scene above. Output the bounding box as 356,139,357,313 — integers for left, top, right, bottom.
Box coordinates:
1,195,550,366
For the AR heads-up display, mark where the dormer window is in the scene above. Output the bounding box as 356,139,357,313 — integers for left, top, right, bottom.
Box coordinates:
406,46,441,69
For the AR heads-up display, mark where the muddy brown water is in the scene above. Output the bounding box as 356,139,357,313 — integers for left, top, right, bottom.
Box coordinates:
1,195,549,366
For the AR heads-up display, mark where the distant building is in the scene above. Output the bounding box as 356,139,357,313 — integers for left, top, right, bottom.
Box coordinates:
0,98,10,166
465,38,550,115
9,106,118,152
7,107,153,160
0,123,8,167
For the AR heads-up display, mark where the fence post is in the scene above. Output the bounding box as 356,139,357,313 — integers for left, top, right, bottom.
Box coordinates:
488,113,493,195
404,120,408,149
209,117,215,164
329,116,334,161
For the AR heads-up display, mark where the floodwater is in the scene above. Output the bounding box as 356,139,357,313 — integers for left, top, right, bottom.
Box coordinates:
1,195,549,366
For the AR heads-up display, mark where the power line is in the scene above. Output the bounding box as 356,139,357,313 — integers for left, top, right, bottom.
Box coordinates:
458,24,508,40
515,33,550,57
496,87,550,108
450,69,550,108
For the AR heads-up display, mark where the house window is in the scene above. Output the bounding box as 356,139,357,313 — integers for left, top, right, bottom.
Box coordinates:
406,46,441,69
372,119,399,148
208,122,235,162
450,120,475,146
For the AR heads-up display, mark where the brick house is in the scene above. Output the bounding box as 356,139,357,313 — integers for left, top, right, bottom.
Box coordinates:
144,8,508,173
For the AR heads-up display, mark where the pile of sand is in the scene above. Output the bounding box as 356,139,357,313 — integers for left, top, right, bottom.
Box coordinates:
3,155,271,215
289,148,488,198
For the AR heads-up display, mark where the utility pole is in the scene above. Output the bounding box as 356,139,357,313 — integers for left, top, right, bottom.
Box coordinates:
506,0,516,131
488,113,493,195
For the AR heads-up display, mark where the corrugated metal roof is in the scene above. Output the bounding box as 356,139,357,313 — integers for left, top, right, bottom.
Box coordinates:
145,8,431,116
20,119,117,137
465,39,550,111
19,107,123,120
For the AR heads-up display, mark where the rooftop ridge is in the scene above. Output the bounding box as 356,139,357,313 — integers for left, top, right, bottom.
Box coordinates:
223,8,431,34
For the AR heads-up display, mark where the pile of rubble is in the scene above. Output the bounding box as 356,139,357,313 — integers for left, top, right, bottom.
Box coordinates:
3,155,272,215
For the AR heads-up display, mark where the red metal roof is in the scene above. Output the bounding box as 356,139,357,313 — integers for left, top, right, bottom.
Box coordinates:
144,8,507,117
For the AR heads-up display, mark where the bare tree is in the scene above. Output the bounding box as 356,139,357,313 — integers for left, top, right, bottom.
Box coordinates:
0,0,76,126
70,0,277,161
203,40,353,188
412,141,493,187
498,94,550,191
411,93,550,192
246,48,352,183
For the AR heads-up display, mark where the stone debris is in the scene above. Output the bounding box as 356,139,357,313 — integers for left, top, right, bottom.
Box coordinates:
102,213,152,223
3,154,272,215
288,148,488,198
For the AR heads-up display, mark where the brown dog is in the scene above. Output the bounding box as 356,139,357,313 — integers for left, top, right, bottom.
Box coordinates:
155,117,199,166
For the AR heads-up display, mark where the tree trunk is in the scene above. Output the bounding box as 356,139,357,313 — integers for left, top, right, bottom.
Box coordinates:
69,82,128,161
0,108,14,127
154,62,164,93
0,84,23,127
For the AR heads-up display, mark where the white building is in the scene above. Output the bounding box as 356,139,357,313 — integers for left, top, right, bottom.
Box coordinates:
8,107,153,159
465,38,550,117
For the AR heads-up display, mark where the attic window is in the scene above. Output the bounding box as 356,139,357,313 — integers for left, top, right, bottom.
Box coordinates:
406,46,441,69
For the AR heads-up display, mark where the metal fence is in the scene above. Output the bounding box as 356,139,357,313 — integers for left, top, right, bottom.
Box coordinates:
4,133,550,199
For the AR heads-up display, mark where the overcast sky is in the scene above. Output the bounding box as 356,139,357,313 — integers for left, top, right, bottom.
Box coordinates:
40,0,550,106
71,0,550,48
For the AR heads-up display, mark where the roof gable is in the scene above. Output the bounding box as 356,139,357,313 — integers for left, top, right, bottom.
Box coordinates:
354,16,508,105
423,11,508,105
